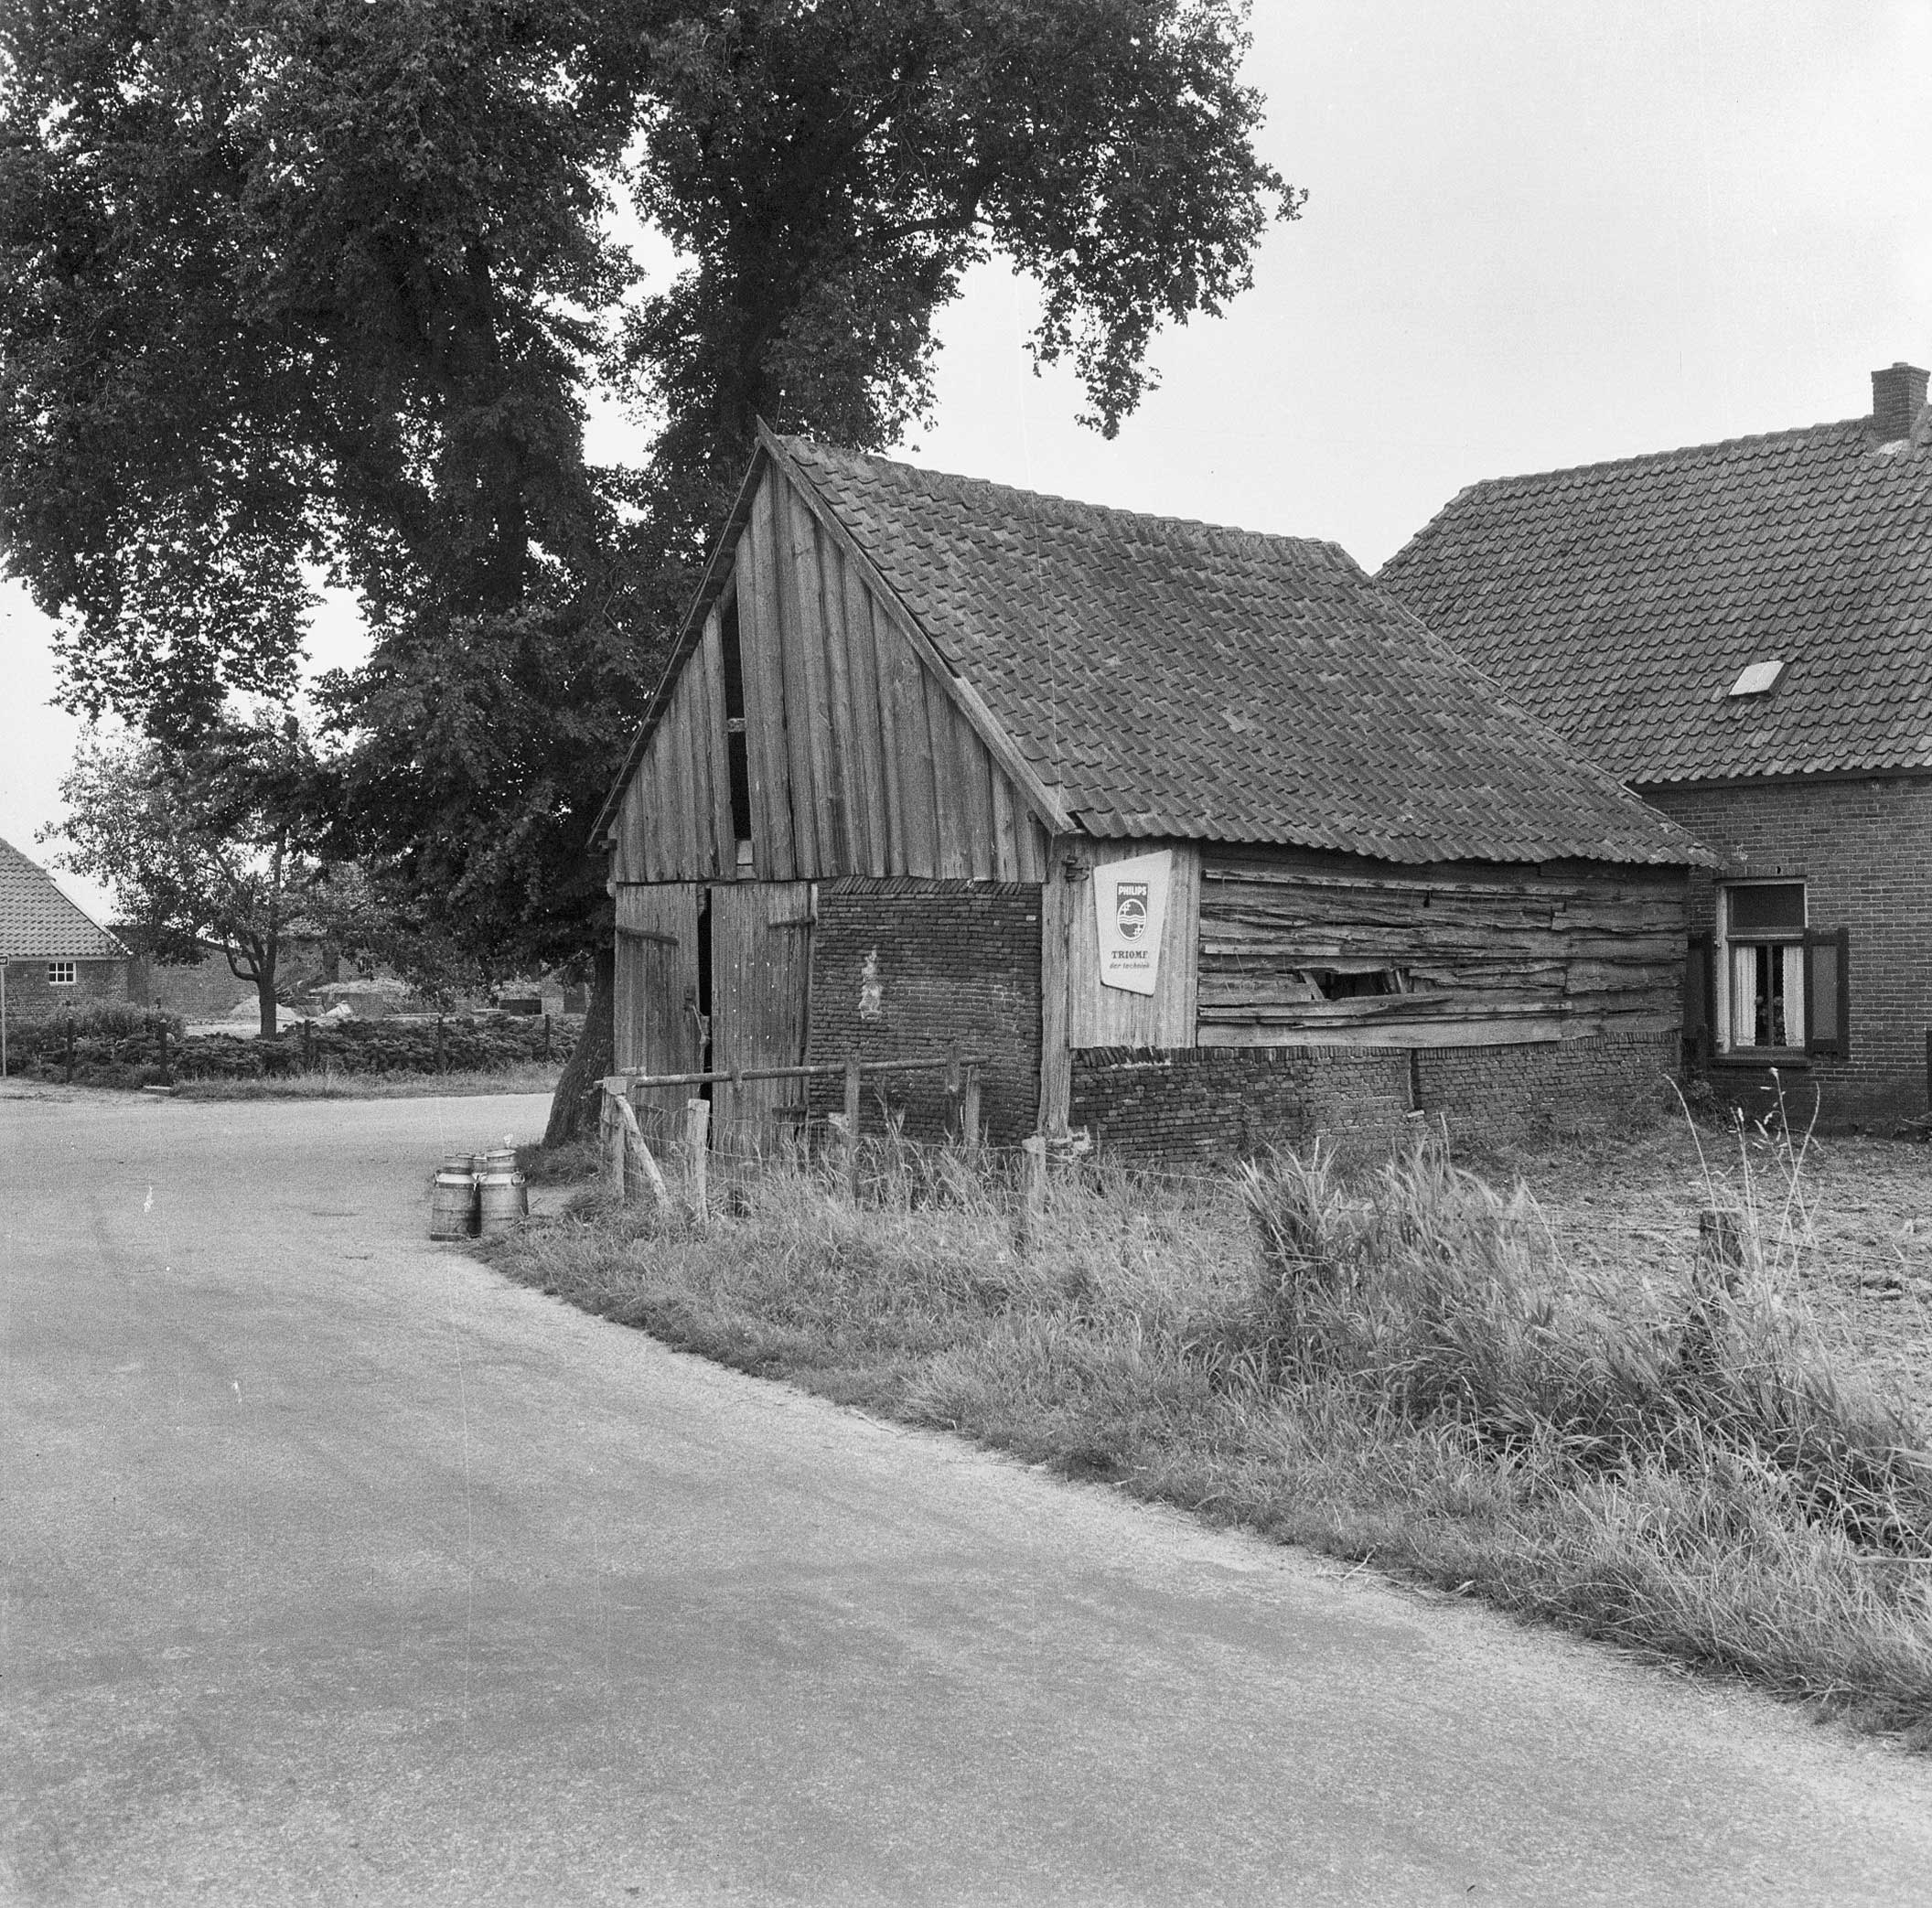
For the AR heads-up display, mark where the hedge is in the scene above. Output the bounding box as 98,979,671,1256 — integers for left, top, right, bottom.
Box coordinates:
2,1007,579,1089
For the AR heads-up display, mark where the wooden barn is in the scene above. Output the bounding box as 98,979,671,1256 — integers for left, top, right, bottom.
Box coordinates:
594,428,1710,1160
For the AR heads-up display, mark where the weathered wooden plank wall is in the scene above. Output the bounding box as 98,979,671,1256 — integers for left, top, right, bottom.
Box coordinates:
1197,850,1685,1048
611,613,732,885
1066,842,1202,1049
613,884,703,1129
610,464,1047,886
710,881,815,1154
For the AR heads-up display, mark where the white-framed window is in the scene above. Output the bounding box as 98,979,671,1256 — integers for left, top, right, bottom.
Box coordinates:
1706,882,1849,1059
47,960,76,986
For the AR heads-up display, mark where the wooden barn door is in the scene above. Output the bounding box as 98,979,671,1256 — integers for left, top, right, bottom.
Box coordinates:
615,884,703,1142
710,882,814,1156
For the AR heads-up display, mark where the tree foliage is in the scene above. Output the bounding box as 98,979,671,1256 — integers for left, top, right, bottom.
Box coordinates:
52,713,331,1036
1,0,1296,1122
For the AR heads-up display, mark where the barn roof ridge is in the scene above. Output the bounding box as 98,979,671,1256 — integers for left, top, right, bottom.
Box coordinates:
596,434,1708,869
778,433,1358,557
0,836,127,960
772,434,1704,867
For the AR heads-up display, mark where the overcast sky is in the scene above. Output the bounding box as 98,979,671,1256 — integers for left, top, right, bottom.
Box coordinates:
6,0,1930,918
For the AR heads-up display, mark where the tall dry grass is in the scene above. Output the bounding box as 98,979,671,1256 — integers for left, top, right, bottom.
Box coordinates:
487,1122,1932,1742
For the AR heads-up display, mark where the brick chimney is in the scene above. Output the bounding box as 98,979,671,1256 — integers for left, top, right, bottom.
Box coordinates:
1870,360,1928,441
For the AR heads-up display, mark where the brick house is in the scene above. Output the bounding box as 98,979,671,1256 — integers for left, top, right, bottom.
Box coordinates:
594,428,1706,1161
0,836,129,1012
1379,361,1932,1120
119,929,343,1021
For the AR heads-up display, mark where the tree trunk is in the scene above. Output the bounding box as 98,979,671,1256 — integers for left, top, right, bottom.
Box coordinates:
543,943,614,1147
256,955,279,1040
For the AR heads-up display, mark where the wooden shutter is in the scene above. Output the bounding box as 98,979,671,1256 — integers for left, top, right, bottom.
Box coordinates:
1802,927,1850,1059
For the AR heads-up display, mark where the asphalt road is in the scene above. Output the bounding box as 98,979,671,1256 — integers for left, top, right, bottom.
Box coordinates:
5,1087,1932,1906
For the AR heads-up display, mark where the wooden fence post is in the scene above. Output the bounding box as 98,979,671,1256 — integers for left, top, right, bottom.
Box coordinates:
1019,1135,1048,1252
686,1098,711,1227
64,1009,74,1084
1696,1207,1744,1291
601,1084,626,1199
843,1058,863,1205
614,1091,672,1216
961,1065,982,1152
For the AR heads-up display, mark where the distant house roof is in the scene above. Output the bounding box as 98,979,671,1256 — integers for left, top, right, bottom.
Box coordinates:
754,436,1701,867
0,838,126,959
1377,410,1932,787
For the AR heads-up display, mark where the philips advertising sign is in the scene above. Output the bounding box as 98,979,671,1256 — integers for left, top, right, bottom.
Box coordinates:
1094,851,1171,996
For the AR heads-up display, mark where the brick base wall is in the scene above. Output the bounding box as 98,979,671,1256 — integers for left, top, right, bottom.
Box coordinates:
1070,1045,1415,1161
1413,1029,1679,1139
1645,777,1932,1115
808,880,1042,1144
1071,1029,1680,1162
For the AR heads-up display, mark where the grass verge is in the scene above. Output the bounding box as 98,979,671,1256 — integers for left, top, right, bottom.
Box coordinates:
173,1063,563,1100
483,1129,1932,1743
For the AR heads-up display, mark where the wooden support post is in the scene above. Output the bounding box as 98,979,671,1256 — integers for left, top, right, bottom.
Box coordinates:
843,1058,862,1205
961,1065,982,1152
1019,1135,1048,1252
686,1098,711,1227
614,1092,672,1215
435,1015,445,1074
1697,1208,1744,1289
64,1009,74,1084
602,1086,625,1199
1036,844,1075,1138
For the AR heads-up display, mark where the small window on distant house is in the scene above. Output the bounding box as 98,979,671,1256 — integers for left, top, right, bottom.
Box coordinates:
48,961,76,985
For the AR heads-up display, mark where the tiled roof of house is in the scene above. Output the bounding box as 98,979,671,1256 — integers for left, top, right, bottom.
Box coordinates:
0,837,126,959
779,436,1702,866
1377,416,1932,786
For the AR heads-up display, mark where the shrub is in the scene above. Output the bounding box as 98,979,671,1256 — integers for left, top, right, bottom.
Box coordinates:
3,1002,187,1087
7,1009,580,1087
1237,1133,1932,1557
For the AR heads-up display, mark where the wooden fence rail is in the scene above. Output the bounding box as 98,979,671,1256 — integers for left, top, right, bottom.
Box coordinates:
599,1054,987,1209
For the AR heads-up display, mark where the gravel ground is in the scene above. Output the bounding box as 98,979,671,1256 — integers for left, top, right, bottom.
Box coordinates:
1483,1120,1932,1420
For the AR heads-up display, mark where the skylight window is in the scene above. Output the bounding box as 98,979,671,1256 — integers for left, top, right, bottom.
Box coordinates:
1728,659,1787,698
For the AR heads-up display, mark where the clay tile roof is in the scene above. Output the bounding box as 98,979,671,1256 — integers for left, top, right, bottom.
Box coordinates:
1376,416,1932,785
780,436,1703,867
0,837,126,959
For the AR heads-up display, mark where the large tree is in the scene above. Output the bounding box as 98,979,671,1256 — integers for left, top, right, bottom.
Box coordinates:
54,713,331,1038
0,0,1296,1136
